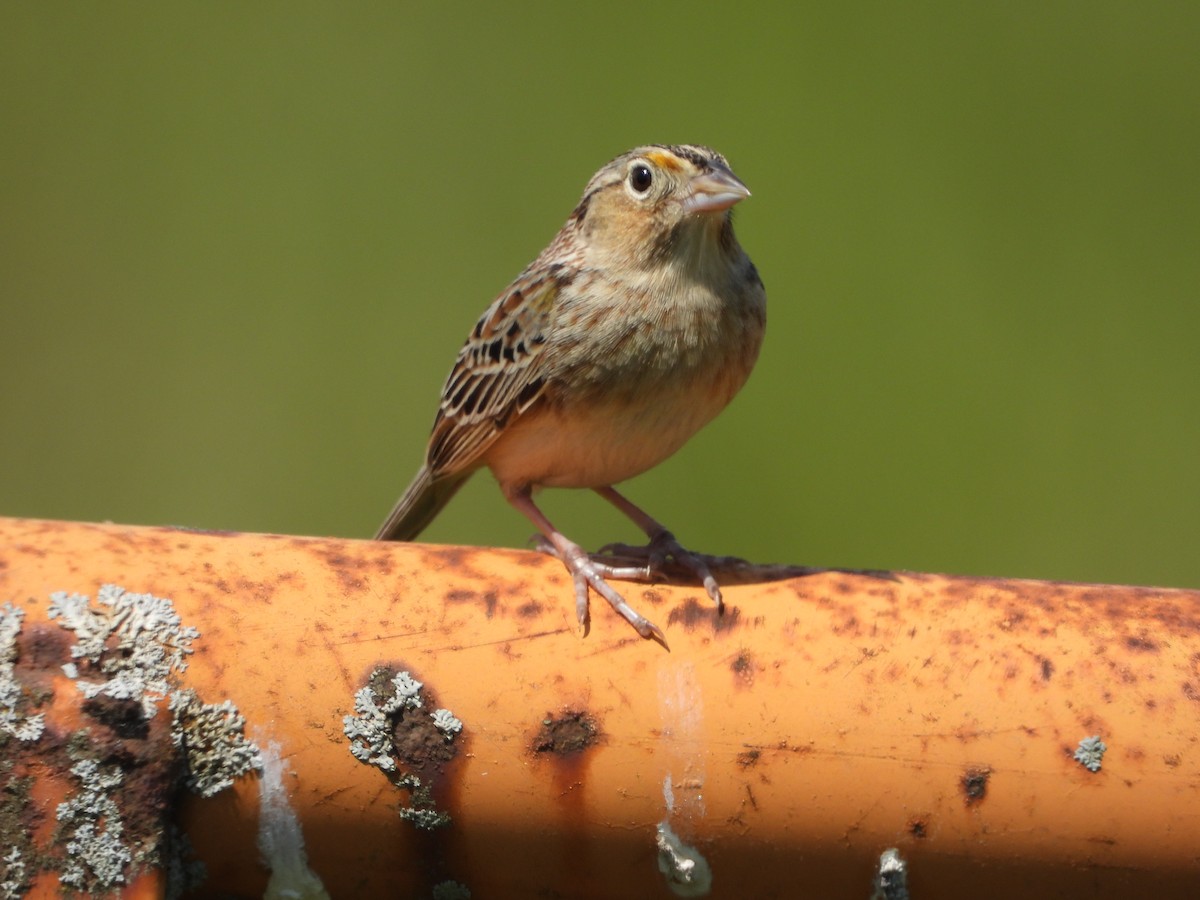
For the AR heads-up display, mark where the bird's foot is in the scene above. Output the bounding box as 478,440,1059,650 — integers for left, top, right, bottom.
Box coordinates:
533,535,668,647
595,530,723,613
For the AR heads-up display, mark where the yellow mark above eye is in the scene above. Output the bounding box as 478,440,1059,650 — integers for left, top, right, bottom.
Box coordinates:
644,150,684,172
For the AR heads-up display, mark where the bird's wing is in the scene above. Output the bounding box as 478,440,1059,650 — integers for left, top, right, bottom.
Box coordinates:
426,272,559,475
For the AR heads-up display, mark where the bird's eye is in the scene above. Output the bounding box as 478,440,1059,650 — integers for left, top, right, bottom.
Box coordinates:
629,164,653,194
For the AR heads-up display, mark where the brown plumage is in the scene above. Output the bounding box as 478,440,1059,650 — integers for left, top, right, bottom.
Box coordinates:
376,144,766,644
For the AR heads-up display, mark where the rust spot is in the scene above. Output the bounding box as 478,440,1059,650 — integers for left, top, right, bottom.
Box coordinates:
445,588,498,618
960,766,992,806
1039,657,1055,681
736,748,761,769
365,553,396,577
743,783,759,811
1182,681,1200,703
831,614,859,636
362,665,462,773
15,624,71,670
531,710,600,756
393,709,458,770
515,600,543,618
717,605,742,630
83,695,150,740
343,662,466,892
1164,754,1181,768
731,650,755,686
515,552,551,569
667,597,740,632
1125,634,1158,653
667,597,713,630
309,548,369,594
907,815,930,839
998,609,1027,631
640,588,665,606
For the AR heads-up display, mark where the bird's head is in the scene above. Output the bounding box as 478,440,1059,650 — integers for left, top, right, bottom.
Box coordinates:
571,144,751,270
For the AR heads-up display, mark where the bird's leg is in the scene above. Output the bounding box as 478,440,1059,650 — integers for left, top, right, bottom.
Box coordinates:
592,486,723,612
505,486,667,646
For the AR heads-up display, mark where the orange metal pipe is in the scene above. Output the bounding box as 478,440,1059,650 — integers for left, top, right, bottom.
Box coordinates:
1,515,1198,898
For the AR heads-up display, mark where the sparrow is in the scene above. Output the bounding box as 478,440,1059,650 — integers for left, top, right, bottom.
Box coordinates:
376,144,765,645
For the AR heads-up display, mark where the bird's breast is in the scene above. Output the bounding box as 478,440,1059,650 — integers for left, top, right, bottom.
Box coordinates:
483,274,765,491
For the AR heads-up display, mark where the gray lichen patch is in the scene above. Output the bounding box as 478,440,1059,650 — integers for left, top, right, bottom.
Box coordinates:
342,666,463,832
431,709,463,741
0,586,263,895
344,670,424,772
169,689,262,799
0,602,46,742
396,801,452,831
49,584,200,719
1074,735,1108,772
47,586,261,801
0,759,38,900
1,845,29,899
55,757,133,893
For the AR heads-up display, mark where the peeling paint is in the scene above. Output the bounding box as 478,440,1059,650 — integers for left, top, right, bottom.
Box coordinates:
656,662,713,898
871,848,910,900
659,661,706,825
257,740,329,900
655,822,712,897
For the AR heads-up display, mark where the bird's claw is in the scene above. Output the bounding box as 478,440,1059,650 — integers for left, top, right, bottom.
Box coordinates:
533,533,668,647
596,531,724,613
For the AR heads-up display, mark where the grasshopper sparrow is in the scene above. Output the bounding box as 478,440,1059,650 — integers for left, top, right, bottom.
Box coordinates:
376,144,766,645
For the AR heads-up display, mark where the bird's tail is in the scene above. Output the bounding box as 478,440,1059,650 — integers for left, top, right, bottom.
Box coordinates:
374,465,473,541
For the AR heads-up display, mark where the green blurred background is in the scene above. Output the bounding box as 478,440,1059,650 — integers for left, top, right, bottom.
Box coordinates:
2,4,1197,589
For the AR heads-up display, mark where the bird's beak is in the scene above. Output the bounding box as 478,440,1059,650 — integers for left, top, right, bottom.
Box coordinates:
680,167,751,215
